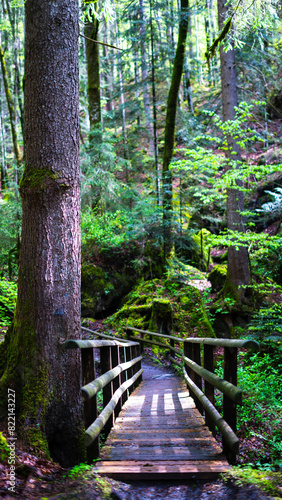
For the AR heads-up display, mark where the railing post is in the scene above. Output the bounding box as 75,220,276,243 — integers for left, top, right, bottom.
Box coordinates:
184,340,193,378
120,346,128,405
170,338,175,363
184,341,203,414
203,344,215,436
193,343,203,414
126,345,134,395
140,331,144,353
81,347,100,461
126,327,131,340
111,343,121,418
137,341,143,385
100,345,114,438
223,346,237,463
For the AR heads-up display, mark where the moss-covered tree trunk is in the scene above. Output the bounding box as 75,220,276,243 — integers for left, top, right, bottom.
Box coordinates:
0,0,85,467
218,0,250,299
162,0,189,260
84,2,101,129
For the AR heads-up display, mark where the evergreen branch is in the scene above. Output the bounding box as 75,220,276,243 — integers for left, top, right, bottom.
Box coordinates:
80,33,122,51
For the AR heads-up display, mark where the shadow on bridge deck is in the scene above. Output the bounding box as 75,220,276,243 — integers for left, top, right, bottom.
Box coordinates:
95,361,230,480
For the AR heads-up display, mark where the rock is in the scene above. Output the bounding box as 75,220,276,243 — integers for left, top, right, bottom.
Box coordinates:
208,264,227,292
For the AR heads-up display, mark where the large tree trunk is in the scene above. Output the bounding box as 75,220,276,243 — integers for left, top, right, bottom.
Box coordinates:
162,0,189,260
0,0,85,467
218,0,250,298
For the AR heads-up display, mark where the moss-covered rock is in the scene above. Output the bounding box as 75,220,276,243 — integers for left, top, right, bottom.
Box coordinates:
208,264,227,292
192,229,212,271
148,299,173,334
106,278,215,338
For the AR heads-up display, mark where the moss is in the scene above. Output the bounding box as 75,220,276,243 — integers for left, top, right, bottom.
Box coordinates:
0,314,50,457
192,229,212,271
0,431,10,463
106,278,215,338
208,264,227,292
19,167,60,192
225,466,282,498
148,299,173,334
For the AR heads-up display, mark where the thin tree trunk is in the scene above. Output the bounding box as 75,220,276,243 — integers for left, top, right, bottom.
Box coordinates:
0,43,21,165
194,13,203,84
150,0,160,204
139,0,155,156
163,0,189,259
102,25,114,114
113,3,130,166
5,0,24,139
218,0,250,298
84,4,101,129
183,56,194,113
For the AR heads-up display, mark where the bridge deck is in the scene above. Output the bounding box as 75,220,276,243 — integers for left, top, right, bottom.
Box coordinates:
95,362,230,479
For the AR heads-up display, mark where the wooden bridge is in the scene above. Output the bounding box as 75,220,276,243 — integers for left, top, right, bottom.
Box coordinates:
63,327,259,479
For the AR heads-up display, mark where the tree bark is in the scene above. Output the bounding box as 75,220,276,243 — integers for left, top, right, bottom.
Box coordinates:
218,0,250,298
0,0,85,467
162,0,189,259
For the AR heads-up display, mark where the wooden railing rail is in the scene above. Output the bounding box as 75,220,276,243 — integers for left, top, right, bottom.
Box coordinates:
63,338,143,462
81,325,128,342
126,326,259,463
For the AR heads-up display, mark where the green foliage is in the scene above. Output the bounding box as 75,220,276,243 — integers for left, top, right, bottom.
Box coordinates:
257,187,282,218
80,128,129,214
81,209,130,249
65,462,93,478
247,304,282,339
0,189,21,277
237,341,282,468
0,278,17,328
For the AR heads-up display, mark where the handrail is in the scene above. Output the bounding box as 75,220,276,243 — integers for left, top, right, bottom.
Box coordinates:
183,369,239,454
183,355,242,404
126,326,180,342
62,337,143,462
85,368,143,447
184,337,260,350
127,325,259,463
81,326,129,342
63,338,138,349
81,356,143,401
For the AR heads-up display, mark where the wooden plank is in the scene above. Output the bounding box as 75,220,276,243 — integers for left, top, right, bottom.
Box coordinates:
96,362,230,479
95,460,230,480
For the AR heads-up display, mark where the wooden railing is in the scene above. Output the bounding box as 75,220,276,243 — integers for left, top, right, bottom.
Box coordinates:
63,334,143,462
126,326,259,463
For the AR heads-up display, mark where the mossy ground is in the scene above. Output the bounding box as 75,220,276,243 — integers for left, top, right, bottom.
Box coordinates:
225,466,282,499
106,276,215,338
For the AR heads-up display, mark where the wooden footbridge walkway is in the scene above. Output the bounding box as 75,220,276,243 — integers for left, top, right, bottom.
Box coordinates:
96,362,228,479
63,327,259,480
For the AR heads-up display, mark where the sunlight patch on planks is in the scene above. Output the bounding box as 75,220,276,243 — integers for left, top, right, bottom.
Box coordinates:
95,364,230,479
